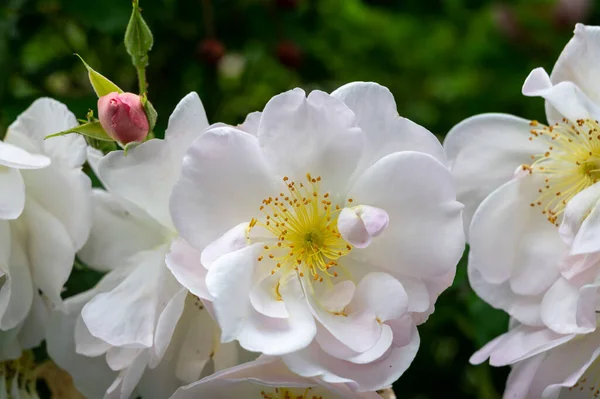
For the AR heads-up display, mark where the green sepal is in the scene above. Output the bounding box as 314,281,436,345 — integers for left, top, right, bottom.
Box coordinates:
75,54,124,97
140,93,157,132
124,0,153,69
45,121,113,142
123,141,141,156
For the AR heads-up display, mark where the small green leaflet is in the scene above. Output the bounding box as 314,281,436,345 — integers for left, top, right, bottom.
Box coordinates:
44,121,113,142
75,54,124,97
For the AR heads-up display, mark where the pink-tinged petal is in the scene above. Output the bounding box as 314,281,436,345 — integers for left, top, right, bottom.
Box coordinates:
469,174,566,294
237,274,316,356
205,244,263,342
348,151,464,279
0,141,50,170
165,92,210,162
331,82,445,168
338,206,388,249
522,67,600,123
249,272,289,319
551,24,600,111
257,88,364,194
444,113,544,235
201,222,250,268
0,166,25,220
170,126,275,251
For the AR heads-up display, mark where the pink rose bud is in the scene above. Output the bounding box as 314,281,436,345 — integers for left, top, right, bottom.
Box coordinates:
98,92,150,144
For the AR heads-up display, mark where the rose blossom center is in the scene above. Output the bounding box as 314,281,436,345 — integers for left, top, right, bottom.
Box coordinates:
247,173,353,283
525,118,600,225
260,387,324,399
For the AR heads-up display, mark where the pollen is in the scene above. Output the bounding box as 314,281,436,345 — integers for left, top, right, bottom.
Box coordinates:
247,173,352,283
0,351,38,397
527,118,600,225
259,387,323,399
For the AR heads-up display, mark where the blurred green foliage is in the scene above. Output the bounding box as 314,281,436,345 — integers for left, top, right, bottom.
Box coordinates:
1,0,596,397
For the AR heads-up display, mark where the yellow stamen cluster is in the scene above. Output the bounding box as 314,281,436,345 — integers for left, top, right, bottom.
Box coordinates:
0,351,38,397
247,173,352,283
526,118,600,225
260,387,323,399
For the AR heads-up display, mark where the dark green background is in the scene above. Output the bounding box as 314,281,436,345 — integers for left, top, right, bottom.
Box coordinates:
1,0,595,397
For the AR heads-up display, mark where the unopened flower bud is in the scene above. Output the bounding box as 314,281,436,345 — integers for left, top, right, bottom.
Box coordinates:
98,92,149,144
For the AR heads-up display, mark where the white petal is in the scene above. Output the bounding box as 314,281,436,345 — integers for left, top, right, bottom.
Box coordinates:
349,272,408,322
149,287,187,368
78,190,167,272
201,222,250,268
348,151,464,279
540,270,599,334
0,231,33,330
105,351,148,399
166,237,212,300
170,126,275,251
18,291,48,350
173,296,216,383
24,198,75,307
75,314,111,357
331,82,445,167
571,201,600,256
522,67,600,123
283,323,420,392
6,98,85,168
444,113,546,234
249,272,289,318
551,24,600,110
319,280,355,313
0,167,24,220
81,248,167,348
205,244,262,342
237,274,317,356
46,292,117,399
338,206,388,249
502,355,544,399
0,141,50,170
304,278,380,354
97,139,177,229
21,164,92,250
165,92,210,161
239,112,261,136
106,347,143,371
559,182,600,249
471,325,576,367
257,88,364,194
469,174,565,295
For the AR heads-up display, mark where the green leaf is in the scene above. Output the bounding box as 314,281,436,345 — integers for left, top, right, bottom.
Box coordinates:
45,121,114,142
140,93,157,132
75,54,123,97
124,0,154,68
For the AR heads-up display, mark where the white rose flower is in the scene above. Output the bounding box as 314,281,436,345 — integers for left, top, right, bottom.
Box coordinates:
46,93,249,399
471,319,600,399
0,98,91,365
444,23,600,334
169,356,383,399
168,82,465,391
